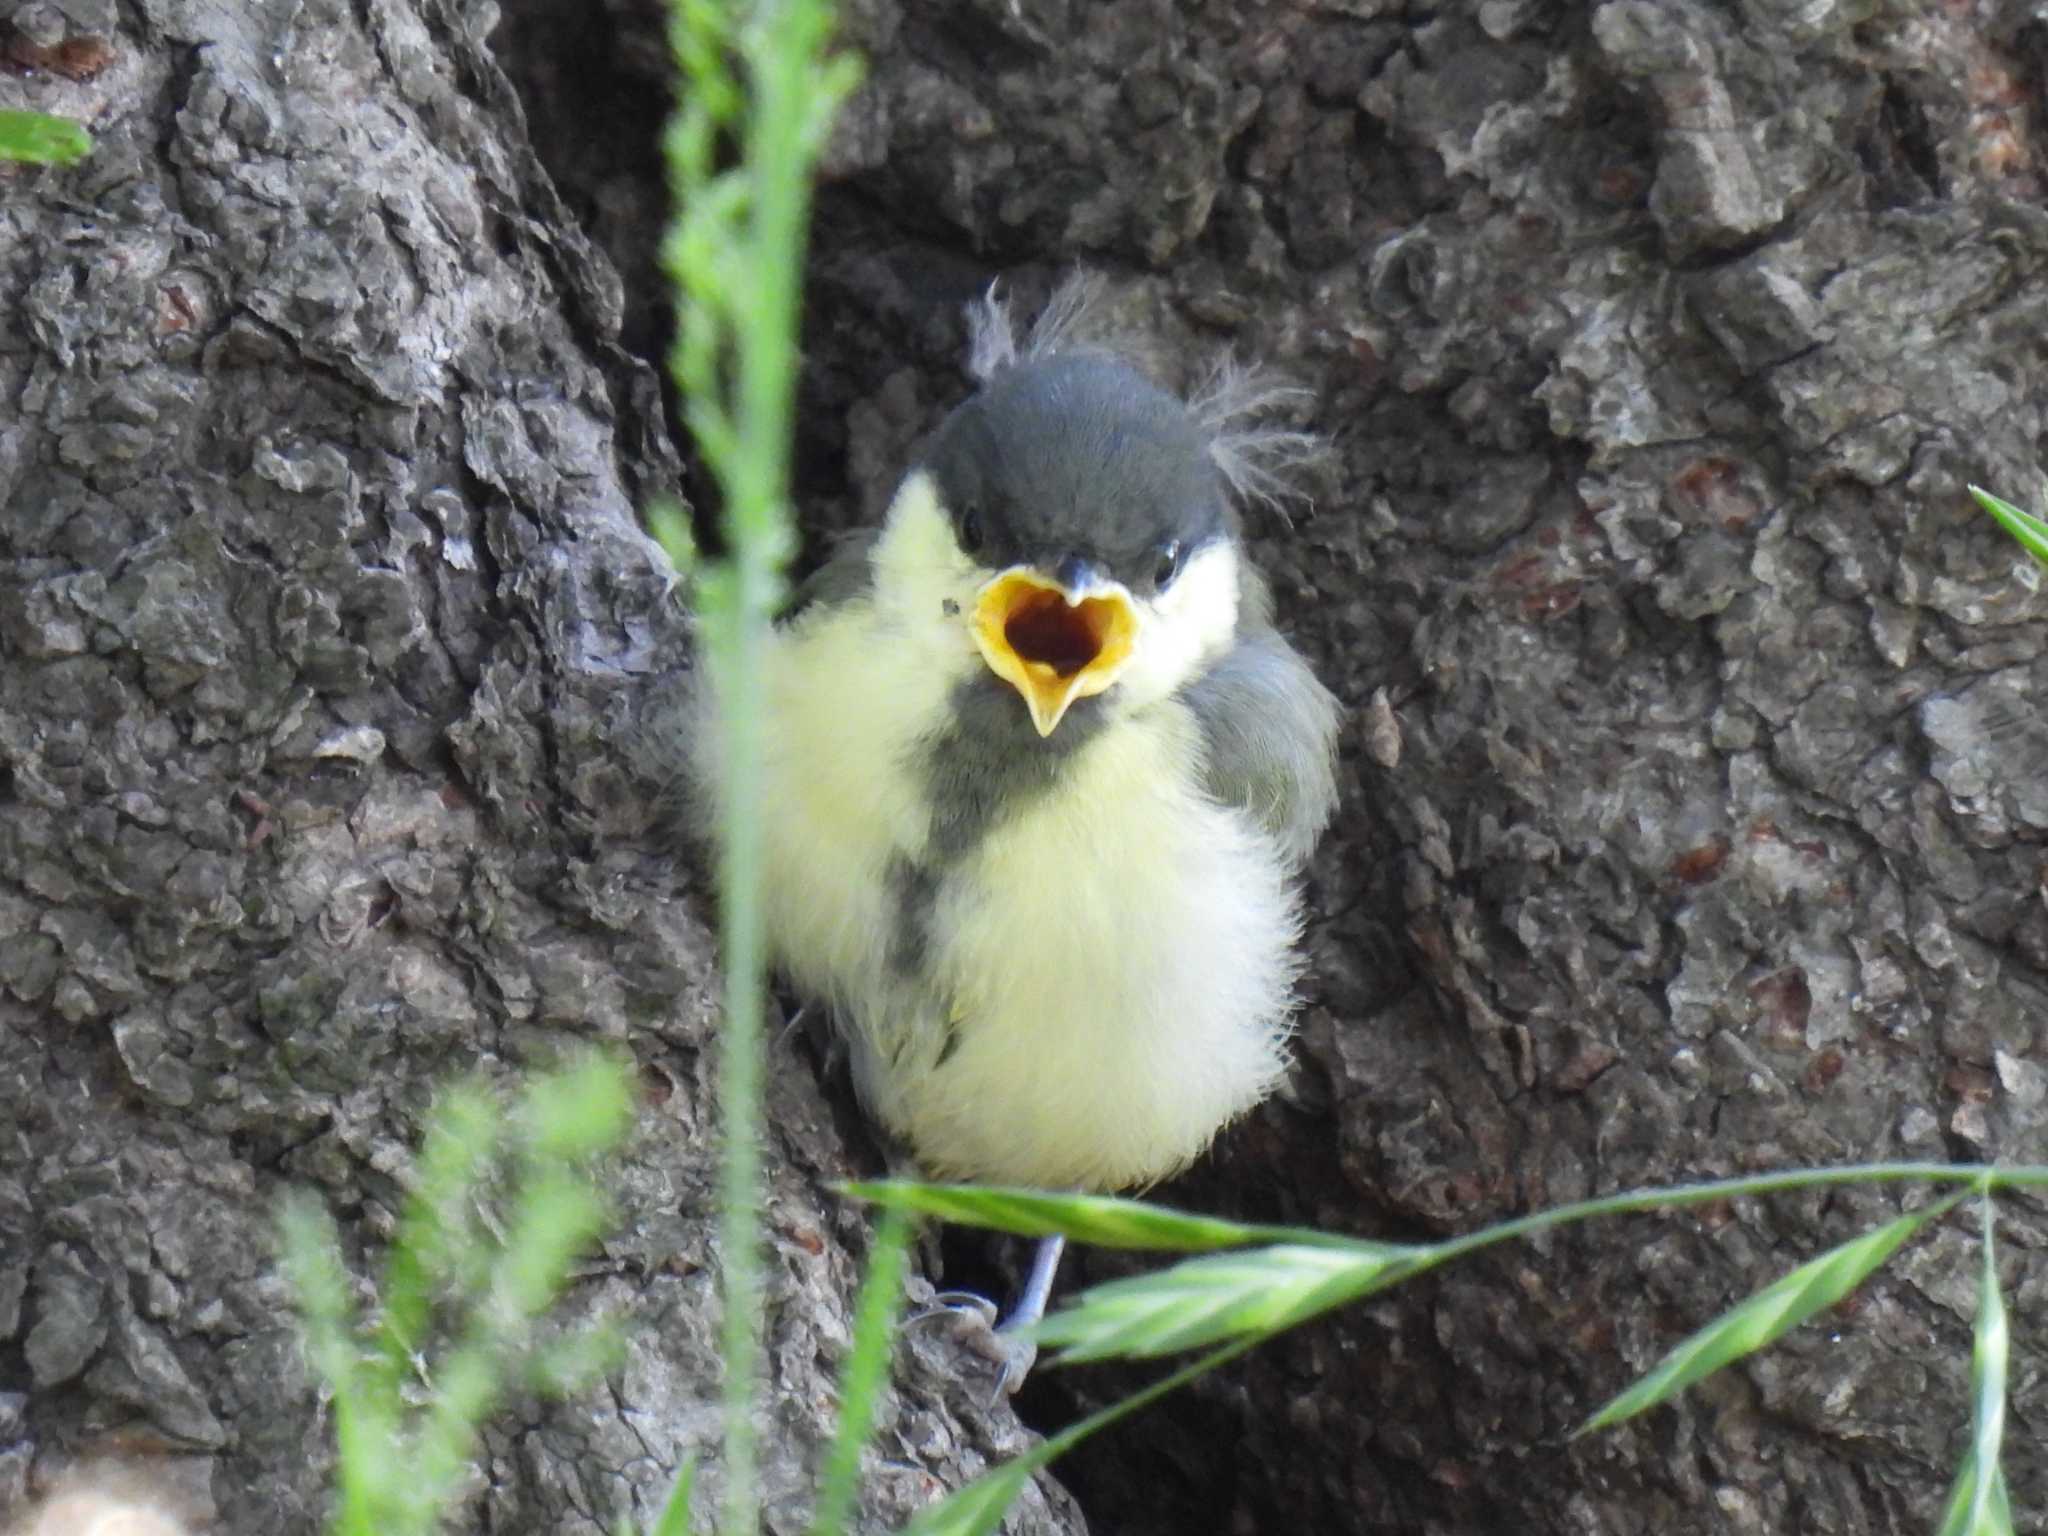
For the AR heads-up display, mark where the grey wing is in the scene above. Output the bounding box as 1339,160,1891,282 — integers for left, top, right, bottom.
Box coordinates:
635,530,877,846
786,529,878,617
1183,626,1341,866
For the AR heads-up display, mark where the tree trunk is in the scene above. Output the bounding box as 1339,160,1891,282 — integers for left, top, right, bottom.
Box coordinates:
722,1,2048,1531
11,0,2048,1533
0,2,1080,1533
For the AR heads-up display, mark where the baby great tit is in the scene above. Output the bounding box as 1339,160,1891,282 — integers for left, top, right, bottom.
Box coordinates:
686,276,1340,1201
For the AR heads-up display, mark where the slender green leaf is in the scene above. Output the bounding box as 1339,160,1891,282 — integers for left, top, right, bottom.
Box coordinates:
661,5,860,1532
810,1207,912,1536
527,1320,626,1397
0,109,93,165
277,1195,357,1383
523,1052,633,1160
1579,1192,1966,1436
901,1459,1039,1536
902,1340,1254,1536
1987,1468,2013,1536
1936,1198,2011,1536
497,1170,611,1317
278,1193,391,1536
646,498,696,577
1964,1197,2010,1525
1938,1456,2015,1536
376,1077,502,1378
1035,1241,1429,1364
1971,485,2048,571
648,1455,698,1536
280,1056,638,1536
410,1341,499,1514
842,1181,1353,1252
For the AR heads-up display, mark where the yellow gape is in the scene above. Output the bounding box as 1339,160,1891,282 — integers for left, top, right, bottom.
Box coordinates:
971,566,1140,738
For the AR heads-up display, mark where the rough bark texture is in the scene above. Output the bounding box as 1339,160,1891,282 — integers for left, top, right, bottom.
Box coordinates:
0,2,1081,1534
514,0,2048,1532
11,0,2048,1533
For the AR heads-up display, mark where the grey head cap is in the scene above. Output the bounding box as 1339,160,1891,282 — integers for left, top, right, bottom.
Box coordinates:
920,354,1233,595
923,275,1326,583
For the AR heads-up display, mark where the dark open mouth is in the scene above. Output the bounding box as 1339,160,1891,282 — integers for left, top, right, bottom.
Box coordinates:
970,567,1140,737
1003,589,1114,678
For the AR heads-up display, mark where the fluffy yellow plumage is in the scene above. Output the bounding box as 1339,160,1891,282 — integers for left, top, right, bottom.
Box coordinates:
684,279,1338,1204
720,475,1306,1190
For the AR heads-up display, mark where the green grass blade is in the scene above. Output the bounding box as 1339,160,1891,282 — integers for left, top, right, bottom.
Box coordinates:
277,1193,382,1536
1579,1192,1965,1436
841,1181,1358,1252
277,1194,360,1392
280,1058,637,1536
0,109,93,165
1965,1198,2010,1529
522,1052,634,1160
1936,1198,2010,1536
1938,1455,2015,1536
902,1340,1254,1536
808,1207,912,1536
527,1319,626,1397
648,1455,698,1536
411,1340,500,1510
646,498,696,578
901,1460,1038,1536
1989,1468,2013,1536
496,1169,612,1317
1034,1242,1430,1364
660,0,860,1527
1971,485,2048,570
375,1077,502,1381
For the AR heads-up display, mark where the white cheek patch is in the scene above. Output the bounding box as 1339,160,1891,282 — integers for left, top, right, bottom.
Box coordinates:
871,470,985,666
1118,541,1241,709
869,481,1243,717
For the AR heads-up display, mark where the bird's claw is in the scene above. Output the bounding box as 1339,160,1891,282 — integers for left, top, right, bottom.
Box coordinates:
909,1291,1038,1399
921,1289,999,1327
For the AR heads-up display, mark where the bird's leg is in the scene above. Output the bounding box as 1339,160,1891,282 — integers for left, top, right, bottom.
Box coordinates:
1007,1232,1066,1333
920,1234,1067,1397
775,1001,808,1049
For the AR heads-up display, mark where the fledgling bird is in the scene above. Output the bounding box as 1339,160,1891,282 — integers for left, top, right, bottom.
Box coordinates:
684,276,1341,1355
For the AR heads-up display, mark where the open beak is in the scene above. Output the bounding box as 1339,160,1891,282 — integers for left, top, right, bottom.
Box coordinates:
971,566,1140,737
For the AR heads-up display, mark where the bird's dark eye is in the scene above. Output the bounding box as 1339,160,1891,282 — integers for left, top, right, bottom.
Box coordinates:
1153,539,1184,590
958,503,984,556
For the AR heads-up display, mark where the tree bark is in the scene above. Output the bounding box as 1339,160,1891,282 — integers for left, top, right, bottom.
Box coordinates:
753,1,2048,1531
0,2,1081,1533
12,0,2048,1533
503,0,2048,1532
